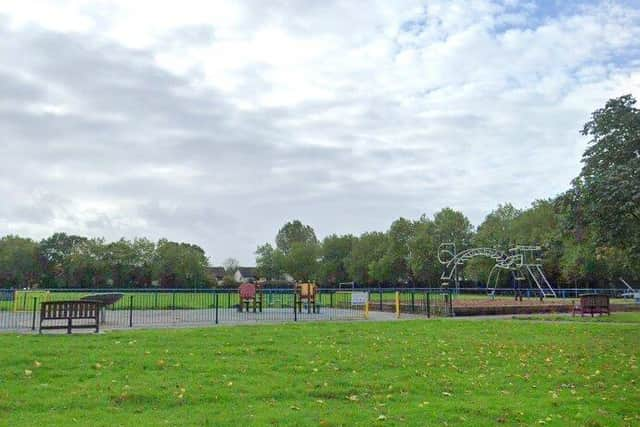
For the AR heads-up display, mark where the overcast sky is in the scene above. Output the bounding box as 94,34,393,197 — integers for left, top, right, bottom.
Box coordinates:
0,1,638,264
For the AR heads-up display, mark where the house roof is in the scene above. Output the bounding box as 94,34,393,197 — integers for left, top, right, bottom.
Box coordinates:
208,267,226,278
237,267,258,278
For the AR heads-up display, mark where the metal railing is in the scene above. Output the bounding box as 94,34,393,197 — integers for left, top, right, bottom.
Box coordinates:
0,288,367,331
2,286,636,331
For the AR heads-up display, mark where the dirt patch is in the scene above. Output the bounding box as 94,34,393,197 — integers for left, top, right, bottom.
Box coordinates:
452,298,568,308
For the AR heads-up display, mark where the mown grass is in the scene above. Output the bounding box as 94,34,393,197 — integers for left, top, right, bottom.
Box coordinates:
1,319,638,426
513,312,640,323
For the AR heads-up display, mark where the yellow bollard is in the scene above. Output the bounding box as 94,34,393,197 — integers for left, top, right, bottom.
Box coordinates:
395,291,400,319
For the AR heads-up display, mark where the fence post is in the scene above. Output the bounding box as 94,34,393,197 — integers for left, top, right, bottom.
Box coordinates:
395,291,400,319
426,291,430,318
215,292,219,325
330,292,333,308
448,289,453,317
129,295,134,327
365,293,369,320
31,297,37,331
293,291,297,322
172,291,176,310
379,288,383,311
411,291,415,313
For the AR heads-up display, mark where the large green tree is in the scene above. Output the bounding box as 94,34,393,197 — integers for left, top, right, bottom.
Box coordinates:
346,232,387,285
318,234,355,286
284,241,320,282
561,94,640,282
275,220,318,255
255,243,285,281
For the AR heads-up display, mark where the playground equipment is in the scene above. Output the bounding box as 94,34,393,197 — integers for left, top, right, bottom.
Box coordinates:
80,293,124,324
438,243,556,298
295,283,318,313
238,283,263,312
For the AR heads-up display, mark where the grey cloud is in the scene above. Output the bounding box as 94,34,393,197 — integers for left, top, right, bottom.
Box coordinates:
0,2,638,263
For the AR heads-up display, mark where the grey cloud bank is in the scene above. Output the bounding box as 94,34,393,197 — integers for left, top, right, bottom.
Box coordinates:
0,1,639,264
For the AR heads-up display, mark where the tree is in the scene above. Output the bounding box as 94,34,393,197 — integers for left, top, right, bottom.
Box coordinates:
39,233,89,288
154,239,208,288
284,241,320,282
65,238,108,288
346,232,387,285
0,236,41,288
571,94,640,253
275,220,318,255
408,218,439,285
317,234,355,286
369,218,414,285
473,203,522,248
104,238,136,288
255,243,285,281
130,238,155,287
433,208,473,249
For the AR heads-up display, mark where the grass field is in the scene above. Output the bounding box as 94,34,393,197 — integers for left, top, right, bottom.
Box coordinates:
1,316,638,426
513,312,640,323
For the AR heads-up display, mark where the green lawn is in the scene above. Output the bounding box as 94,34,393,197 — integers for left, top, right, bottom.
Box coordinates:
1,319,638,426
514,312,640,323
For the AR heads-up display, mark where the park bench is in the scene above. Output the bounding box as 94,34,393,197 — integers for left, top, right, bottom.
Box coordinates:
39,300,100,334
572,293,610,317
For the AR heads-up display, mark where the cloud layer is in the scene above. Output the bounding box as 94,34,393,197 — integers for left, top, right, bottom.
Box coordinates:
0,0,639,263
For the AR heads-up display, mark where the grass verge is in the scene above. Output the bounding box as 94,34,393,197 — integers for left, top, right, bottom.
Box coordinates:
0,319,638,426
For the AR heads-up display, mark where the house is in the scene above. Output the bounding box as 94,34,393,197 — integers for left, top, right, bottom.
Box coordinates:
208,266,259,284
207,267,226,283
234,267,258,283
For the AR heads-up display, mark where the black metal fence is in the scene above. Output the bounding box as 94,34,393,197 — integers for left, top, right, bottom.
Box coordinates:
3,287,634,332
0,288,370,331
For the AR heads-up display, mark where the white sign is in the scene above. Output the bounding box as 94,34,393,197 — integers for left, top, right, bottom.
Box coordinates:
351,292,369,306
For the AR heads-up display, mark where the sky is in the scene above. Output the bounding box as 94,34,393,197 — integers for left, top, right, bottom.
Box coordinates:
0,0,639,265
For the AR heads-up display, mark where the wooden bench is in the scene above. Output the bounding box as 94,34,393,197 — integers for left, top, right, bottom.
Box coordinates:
39,301,100,334
572,294,610,317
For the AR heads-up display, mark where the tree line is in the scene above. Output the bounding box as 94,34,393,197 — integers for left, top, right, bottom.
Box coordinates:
0,234,210,289
255,95,639,288
0,95,637,289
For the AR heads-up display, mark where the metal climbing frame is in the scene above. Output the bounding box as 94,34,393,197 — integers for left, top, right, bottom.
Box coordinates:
438,243,556,298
